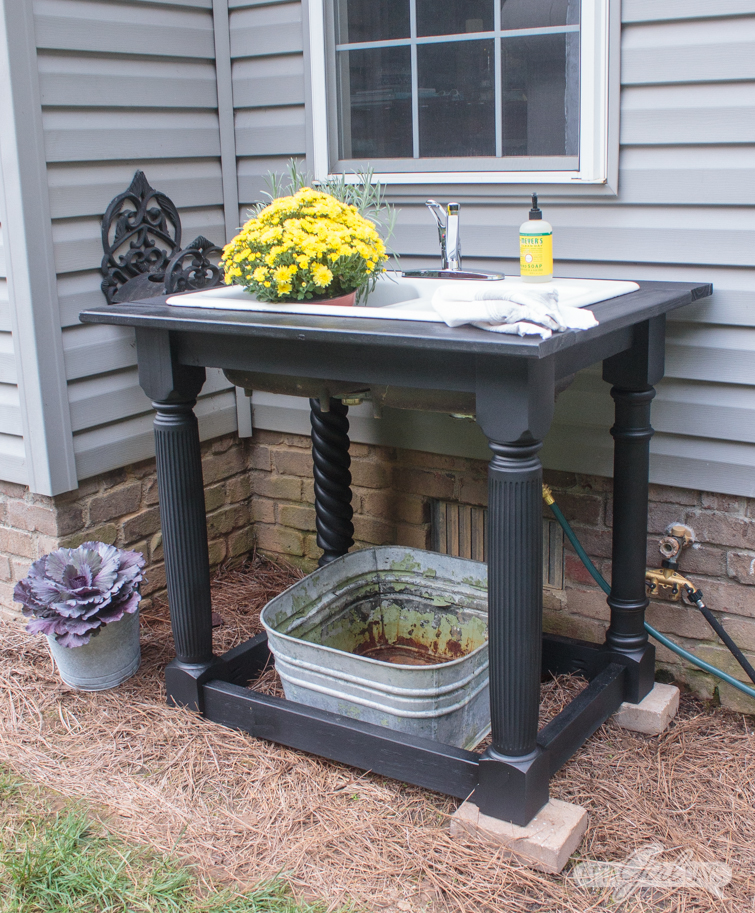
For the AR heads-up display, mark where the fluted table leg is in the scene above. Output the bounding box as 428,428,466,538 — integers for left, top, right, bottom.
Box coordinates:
310,398,354,566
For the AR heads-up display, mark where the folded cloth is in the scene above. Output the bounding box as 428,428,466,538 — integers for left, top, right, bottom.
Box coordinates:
431,281,599,339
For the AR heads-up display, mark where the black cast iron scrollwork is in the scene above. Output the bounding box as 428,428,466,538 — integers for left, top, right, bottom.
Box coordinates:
309,398,354,566
165,236,224,294
100,170,181,304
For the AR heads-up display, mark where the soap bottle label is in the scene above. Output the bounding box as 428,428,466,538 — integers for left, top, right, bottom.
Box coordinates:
520,233,553,278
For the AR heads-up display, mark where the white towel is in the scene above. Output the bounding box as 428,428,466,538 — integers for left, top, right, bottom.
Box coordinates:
431,281,600,339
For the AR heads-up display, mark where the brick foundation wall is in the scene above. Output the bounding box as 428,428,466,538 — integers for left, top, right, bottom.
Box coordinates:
0,433,256,621
2,426,754,712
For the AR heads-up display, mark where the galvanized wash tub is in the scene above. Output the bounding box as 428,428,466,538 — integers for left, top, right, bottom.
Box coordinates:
260,547,489,749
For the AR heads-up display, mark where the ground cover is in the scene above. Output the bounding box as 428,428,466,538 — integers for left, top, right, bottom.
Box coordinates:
0,553,753,912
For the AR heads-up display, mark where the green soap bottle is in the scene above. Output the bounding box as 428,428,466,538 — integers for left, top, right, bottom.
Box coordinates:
519,193,553,283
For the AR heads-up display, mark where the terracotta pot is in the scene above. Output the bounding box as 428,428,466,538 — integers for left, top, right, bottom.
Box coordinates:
278,290,357,307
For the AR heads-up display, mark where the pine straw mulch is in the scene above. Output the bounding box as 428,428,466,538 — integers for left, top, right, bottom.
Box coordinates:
1,552,754,913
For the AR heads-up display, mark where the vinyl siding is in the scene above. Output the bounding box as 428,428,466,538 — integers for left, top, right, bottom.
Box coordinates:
371,6,755,497
0,169,27,484
33,0,237,481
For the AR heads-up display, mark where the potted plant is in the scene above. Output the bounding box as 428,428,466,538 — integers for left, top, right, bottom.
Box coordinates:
13,542,146,691
220,185,389,305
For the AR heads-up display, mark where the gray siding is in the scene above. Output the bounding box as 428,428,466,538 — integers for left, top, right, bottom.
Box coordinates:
231,0,306,218
34,0,237,481
0,209,27,484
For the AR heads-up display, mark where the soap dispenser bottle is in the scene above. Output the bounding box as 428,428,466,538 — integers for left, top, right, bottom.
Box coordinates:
519,193,553,282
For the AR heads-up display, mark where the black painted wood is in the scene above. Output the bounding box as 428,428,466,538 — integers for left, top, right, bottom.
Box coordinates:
538,663,626,776
203,680,480,798
541,633,609,680
309,398,354,565
220,632,272,685
153,398,214,666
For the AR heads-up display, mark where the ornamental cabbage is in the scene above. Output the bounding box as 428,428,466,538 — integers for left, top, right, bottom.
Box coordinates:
13,542,146,648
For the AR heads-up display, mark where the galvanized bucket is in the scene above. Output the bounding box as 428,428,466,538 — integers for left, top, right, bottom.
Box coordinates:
261,547,489,749
46,608,141,691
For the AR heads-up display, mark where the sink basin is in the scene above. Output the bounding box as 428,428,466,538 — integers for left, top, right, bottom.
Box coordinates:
210,272,480,413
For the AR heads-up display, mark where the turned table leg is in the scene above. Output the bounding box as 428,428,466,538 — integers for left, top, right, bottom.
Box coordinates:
310,398,354,566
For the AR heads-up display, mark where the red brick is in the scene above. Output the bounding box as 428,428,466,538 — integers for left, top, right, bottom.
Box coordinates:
716,616,755,652
274,449,314,477
542,470,578,491
89,484,142,524
648,484,698,506
564,585,609,621
574,473,613,493
129,459,156,480
646,502,691,536
352,515,395,545
550,492,603,526
458,478,488,507
358,490,396,521
142,477,160,506
228,527,256,559
564,553,599,587
701,492,746,514
0,555,10,581
394,467,454,500
0,527,35,559
395,523,430,550
543,611,606,644
302,479,315,504
201,447,245,484
0,480,27,499
5,502,58,536
691,578,755,618
250,498,276,524
564,525,612,559
728,552,755,586
399,450,471,472
348,442,370,458
141,562,167,597
226,475,252,503
304,534,322,562
392,496,429,526
283,434,311,449
101,468,129,489
255,524,304,557
150,532,163,563
251,472,302,502
645,600,711,640
351,459,392,490
121,507,161,544
679,544,727,578
687,512,755,550
277,504,316,532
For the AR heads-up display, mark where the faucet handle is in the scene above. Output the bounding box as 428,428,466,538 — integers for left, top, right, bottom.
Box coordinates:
425,200,448,269
446,202,461,271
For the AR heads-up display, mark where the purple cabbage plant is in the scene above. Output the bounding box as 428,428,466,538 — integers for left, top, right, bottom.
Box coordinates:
13,542,146,648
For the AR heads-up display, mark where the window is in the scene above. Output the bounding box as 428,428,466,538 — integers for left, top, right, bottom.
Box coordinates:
308,0,611,184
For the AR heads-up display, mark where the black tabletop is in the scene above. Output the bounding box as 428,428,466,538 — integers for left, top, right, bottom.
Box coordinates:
80,280,712,361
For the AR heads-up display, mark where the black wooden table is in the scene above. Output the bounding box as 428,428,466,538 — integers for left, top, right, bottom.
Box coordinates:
81,279,711,826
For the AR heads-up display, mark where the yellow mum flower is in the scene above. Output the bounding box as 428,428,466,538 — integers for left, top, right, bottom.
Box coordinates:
312,264,333,288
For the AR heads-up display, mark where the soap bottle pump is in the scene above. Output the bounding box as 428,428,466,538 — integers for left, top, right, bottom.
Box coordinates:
519,193,553,282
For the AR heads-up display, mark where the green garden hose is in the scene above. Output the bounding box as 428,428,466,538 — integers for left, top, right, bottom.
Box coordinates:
544,489,755,702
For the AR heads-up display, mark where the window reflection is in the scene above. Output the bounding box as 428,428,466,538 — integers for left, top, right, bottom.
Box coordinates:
338,47,413,158
417,0,493,37
336,0,409,44
500,0,579,30
501,33,579,156
418,40,496,157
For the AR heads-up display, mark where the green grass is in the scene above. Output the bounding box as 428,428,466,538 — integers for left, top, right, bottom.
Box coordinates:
0,767,338,913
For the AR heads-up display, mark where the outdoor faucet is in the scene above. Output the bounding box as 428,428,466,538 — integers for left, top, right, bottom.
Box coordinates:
425,200,462,271
401,200,505,281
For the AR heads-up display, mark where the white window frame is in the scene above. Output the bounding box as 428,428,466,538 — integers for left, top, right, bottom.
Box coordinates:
308,0,611,185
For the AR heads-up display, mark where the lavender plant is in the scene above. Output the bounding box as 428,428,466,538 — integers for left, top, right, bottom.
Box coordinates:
13,542,146,648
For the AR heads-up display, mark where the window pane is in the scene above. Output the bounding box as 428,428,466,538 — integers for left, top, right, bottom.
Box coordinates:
338,47,413,158
417,0,493,37
501,33,579,156
335,0,410,44
500,0,579,30
418,41,496,157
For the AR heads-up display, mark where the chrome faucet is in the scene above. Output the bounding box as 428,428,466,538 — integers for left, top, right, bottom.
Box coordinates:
425,200,462,271
401,200,505,281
